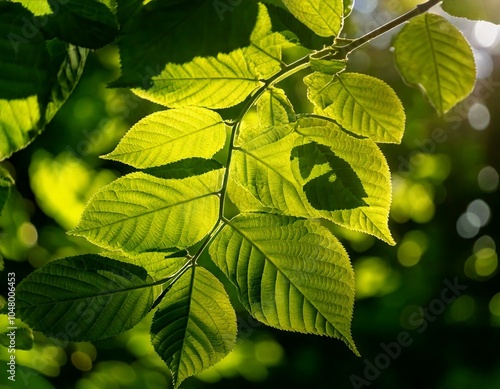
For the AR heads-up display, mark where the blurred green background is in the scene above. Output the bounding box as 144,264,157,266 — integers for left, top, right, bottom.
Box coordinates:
1,1,499,388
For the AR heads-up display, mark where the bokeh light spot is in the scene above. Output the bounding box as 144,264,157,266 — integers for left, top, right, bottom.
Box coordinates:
71,351,93,372
478,166,499,192
468,102,490,130
474,21,499,48
449,295,475,322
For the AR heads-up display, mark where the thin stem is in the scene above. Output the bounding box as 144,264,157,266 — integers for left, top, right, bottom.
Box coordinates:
337,0,442,56
169,0,443,283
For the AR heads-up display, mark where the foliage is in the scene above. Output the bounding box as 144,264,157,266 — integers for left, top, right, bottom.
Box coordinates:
0,0,495,387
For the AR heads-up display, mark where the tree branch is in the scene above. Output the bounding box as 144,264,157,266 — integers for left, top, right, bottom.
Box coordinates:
337,0,442,56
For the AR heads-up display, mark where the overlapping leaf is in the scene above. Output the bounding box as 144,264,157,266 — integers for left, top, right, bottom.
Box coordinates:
210,213,358,355
133,50,261,109
103,108,226,168
113,0,259,87
245,4,296,78
71,169,224,253
393,13,476,115
16,255,158,341
257,88,296,128
281,0,345,37
231,117,394,243
305,72,405,143
43,0,118,49
442,0,500,24
0,4,87,161
151,266,237,388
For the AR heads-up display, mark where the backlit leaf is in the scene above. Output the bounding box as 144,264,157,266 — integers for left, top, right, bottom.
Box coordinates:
210,213,358,355
16,255,158,341
393,13,476,115
134,50,261,109
281,0,345,37
103,108,227,168
305,72,405,143
151,266,237,388
71,169,224,253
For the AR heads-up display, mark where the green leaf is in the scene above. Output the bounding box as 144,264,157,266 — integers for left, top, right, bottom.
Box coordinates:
43,0,118,49
442,0,500,24
71,169,224,253
0,327,34,351
291,142,368,211
151,266,237,388
0,166,14,215
16,255,158,341
309,58,346,75
133,49,261,109
281,0,345,37
231,117,395,244
245,4,296,78
0,35,87,160
10,0,52,15
393,13,476,115
0,3,50,100
103,108,227,168
210,213,358,355
305,72,405,143
257,88,296,128
113,0,259,87
343,0,354,18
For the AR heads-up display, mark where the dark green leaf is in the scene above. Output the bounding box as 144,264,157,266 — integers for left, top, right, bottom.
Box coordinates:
145,159,224,180
16,255,159,341
43,0,118,49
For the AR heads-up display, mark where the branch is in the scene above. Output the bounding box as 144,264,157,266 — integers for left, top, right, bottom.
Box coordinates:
338,0,442,56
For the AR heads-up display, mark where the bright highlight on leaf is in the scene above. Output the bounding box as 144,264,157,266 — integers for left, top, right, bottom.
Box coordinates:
305,72,406,143
210,213,359,355
151,266,237,388
103,108,227,168
134,50,261,109
282,0,345,37
393,13,476,115
71,169,224,253
16,255,159,341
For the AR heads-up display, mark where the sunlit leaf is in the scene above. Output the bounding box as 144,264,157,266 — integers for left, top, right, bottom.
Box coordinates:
71,169,224,253
245,4,296,78
281,0,345,37
393,13,476,115
257,88,296,128
210,213,359,355
309,58,346,75
134,49,261,109
231,117,395,243
442,0,500,24
305,72,405,143
113,0,259,87
16,255,159,341
103,108,227,168
151,266,237,388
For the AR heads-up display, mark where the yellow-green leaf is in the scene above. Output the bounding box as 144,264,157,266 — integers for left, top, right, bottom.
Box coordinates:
210,213,359,355
393,13,476,115
103,108,226,169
